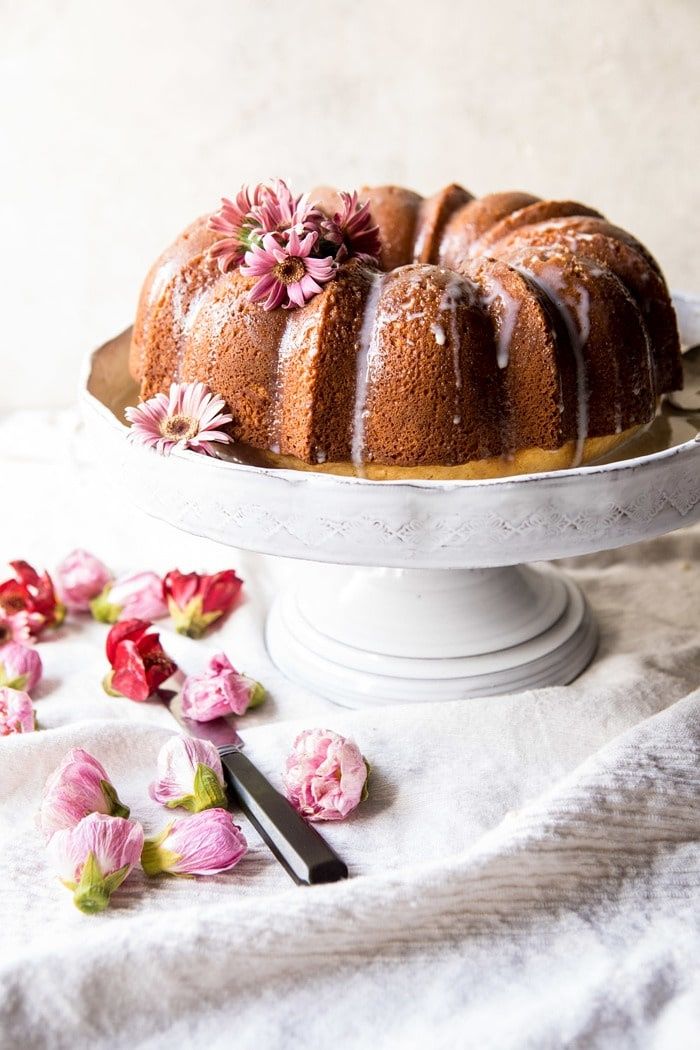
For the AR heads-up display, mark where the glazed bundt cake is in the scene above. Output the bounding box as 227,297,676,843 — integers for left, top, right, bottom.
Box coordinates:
129,182,682,480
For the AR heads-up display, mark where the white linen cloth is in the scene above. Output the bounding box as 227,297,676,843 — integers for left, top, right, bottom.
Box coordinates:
0,411,698,1050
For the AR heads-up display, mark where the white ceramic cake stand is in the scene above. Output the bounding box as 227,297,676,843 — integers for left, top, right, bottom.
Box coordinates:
81,292,700,707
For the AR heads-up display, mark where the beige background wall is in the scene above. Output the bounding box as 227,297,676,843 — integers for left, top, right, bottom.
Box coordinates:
1,0,698,408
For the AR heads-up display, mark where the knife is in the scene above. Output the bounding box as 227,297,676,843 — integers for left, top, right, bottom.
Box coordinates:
158,680,348,886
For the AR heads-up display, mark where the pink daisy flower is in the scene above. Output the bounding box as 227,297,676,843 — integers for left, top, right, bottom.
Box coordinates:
241,229,336,310
125,382,233,457
209,186,267,272
252,178,324,242
323,191,381,264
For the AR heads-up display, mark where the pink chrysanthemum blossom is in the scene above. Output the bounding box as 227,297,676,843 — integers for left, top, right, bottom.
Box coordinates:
323,191,382,264
125,382,233,457
251,178,324,242
283,728,369,822
208,185,267,272
241,230,335,310
0,687,35,736
0,609,37,647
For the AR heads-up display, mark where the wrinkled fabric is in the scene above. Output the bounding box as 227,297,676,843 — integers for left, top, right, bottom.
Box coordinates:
0,411,698,1050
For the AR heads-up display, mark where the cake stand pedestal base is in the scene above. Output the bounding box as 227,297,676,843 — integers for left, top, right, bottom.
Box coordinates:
265,564,598,707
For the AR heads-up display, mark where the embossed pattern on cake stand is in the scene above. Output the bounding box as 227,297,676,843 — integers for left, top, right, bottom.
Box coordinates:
81,293,700,707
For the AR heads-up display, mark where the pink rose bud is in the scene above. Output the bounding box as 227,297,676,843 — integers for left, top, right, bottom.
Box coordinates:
55,549,112,612
90,571,168,624
283,728,369,822
0,687,35,735
47,812,144,914
149,735,226,813
39,747,130,840
180,652,266,722
0,642,43,693
141,809,247,877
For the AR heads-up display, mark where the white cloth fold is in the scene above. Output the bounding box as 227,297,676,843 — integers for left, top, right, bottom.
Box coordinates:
0,411,698,1049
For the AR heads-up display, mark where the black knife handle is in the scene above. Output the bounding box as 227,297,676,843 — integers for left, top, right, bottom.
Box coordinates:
220,747,348,885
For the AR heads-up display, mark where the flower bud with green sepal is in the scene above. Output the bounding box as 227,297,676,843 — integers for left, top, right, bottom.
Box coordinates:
38,748,130,840
149,735,227,813
142,810,247,877
0,642,43,693
47,813,143,914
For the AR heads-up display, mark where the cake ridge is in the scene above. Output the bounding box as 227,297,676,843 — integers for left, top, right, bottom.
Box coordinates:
351,269,386,471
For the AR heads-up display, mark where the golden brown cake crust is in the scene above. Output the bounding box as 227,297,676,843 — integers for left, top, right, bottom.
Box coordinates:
130,184,682,478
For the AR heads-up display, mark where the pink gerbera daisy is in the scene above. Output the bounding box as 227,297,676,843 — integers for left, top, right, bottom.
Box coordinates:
252,178,324,242
322,191,381,264
209,186,267,272
125,382,233,457
241,229,336,310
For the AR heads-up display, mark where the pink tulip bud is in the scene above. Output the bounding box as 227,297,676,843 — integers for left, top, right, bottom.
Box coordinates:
149,735,226,813
0,687,35,735
283,729,369,821
0,642,43,693
39,747,130,840
55,549,112,612
141,809,247,877
47,812,144,914
180,652,265,722
90,571,167,624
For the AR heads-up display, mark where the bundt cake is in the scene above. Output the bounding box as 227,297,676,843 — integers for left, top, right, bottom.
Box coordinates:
129,181,682,480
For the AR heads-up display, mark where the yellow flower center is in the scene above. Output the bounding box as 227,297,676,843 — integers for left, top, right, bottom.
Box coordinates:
160,414,199,441
273,257,305,285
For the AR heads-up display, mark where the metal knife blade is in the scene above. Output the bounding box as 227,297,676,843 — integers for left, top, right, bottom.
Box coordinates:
160,674,244,750
156,674,348,886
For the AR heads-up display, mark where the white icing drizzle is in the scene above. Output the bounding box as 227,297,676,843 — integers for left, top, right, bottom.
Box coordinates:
431,323,446,345
171,278,188,381
479,275,521,370
438,275,464,426
514,260,590,466
202,297,231,379
173,278,210,381
351,273,385,470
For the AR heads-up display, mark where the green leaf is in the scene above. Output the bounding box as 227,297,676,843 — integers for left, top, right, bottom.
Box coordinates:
90,586,122,624
0,673,28,690
72,850,112,914
102,671,123,698
163,794,194,811
246,680,266,710
101,863,132,896
171,597,221,638
101,779,130,820
141,824,179,877
360,759,371,803
192,763,227,812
